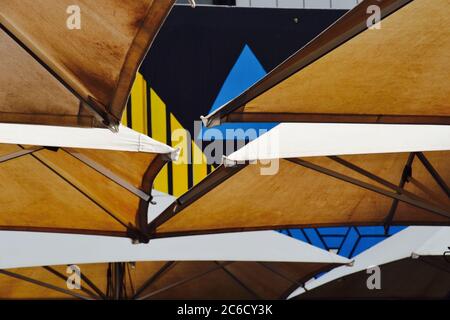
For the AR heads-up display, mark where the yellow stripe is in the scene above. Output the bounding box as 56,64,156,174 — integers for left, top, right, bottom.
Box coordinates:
130,73,147,135
121,105,128,127
150,88,168,193
170,114,189,197
192,141,207,186
142,85,211,195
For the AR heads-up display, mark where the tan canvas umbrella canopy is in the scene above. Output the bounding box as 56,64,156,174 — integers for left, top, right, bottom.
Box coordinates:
0,125,178,243
0,261,340,300
202,0,450,127
0,0,175,129
0,231,351,300
150,152,450,238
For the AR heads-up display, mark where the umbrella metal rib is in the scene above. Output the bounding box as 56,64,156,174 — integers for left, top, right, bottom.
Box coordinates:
147,164,247,232
63,149,151,202
288,158,450,219
132,261,175,299
22,146,134,233
416,152,450,198
0,147,44,164
136,262,234,300
0,269,93,300
213,262,261,300
42,266,100,300
383,153,416,231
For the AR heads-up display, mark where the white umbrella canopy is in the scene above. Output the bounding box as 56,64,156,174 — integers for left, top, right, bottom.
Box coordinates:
0,231,351,300
288,226,450,299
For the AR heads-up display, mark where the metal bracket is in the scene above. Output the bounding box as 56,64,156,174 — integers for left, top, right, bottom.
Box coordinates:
0,147,44,164
416,152,450,198
188,0,196,8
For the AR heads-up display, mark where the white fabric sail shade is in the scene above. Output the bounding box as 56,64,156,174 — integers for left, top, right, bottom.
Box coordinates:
226,123,450,163
0,123,179,158
0,231,351,270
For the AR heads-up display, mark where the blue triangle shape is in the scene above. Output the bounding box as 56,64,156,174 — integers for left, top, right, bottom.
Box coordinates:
200,45,277,141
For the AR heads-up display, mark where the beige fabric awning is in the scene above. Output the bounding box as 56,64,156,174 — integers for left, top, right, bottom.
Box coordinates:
203,0,450,127
0,0,174,129
0,143,174,242
149,151,450,238
0,260,341,300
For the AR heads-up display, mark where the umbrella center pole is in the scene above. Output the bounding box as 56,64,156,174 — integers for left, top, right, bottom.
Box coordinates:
107,262,127,300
